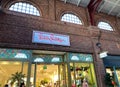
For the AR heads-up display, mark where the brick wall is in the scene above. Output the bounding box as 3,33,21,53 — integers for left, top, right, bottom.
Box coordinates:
0,10,120,54
0,1,120,87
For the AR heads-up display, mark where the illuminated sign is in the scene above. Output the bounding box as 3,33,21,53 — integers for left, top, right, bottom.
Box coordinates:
32,31,70,46
99,51,108,58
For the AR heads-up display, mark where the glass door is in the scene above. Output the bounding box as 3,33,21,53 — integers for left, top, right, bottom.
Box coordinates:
32,63,67,87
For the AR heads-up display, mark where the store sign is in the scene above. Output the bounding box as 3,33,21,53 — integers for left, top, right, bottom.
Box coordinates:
99,51,108,58
32,31,70,46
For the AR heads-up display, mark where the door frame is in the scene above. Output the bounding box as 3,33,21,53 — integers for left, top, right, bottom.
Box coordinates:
32,62,67,87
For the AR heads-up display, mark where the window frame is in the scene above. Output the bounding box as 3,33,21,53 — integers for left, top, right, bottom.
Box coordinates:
8,1,41,16
97,21,114,31
61,12,83,25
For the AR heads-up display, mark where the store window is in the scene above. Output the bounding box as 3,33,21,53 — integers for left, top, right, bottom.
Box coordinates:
68,53,97,87
32,54,67,87
9,2,40,16
104,55,120,87
61,13,83,25
0,61,28,87
0,48,31,87
97,21,113,31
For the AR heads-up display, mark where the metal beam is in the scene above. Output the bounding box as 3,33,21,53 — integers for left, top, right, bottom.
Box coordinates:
64,0,67,3
117,12,120,17
98,1,106,12
108,0,120,14
77,0,82,6
88,0,102,25
104,0,120,6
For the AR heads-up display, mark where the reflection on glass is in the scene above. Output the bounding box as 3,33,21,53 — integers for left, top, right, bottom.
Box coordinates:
9,2,40,16
71,56,79,61
51,57,60,62
106,67,120,87
34,58,44,62
36,64,59,87
35,64,67,87
0,61,28,87
15,53,27,58
70,63,97,87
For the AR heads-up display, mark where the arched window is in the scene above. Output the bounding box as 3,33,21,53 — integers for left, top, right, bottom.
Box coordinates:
9,2,40,16
97,21,113,31
61,13,83,25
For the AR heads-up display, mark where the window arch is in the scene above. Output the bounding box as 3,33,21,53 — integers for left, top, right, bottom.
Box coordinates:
61,13,83,25
97,21,113,31
9,2,40,16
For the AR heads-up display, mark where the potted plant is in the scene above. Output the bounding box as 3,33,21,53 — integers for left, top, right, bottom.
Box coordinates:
9,72,25,86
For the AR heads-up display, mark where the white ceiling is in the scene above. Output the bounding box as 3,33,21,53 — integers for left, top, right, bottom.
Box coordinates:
60,0,120,17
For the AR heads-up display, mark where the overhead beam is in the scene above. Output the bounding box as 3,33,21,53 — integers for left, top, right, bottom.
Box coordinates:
88,0,102,25
64,0,67,3
117,12,120,17
104,0,120,6
108,0,120,14
77,0,82,6
98,1,106,12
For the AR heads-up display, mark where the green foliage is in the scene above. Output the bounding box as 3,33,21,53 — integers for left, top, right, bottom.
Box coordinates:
104,73,114,87
40,79,48,85
9,72,25,86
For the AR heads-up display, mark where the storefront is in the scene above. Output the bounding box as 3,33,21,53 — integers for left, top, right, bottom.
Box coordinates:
0,48,31,87
103,55,120,87
67,53,97,87
0,48,97,87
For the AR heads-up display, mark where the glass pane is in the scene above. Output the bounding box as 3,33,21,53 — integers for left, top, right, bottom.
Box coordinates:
116,68,120,85
68,53,93,62
112,67,120,86
36,64,59,87
106,68,118,86
59,64,68,87
98,22,113,31
61,13,82,25
0,61,28,87
33,55,63,63
70,62,97,87
30,64,35,87
0,48,31,59
9,2,40,16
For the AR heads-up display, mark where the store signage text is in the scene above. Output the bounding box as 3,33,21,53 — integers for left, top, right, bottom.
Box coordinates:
32,31,70,46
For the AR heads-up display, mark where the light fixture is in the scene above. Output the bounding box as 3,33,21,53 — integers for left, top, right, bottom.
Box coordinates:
1,61,9,65
99,51,108,58
96,42,101,48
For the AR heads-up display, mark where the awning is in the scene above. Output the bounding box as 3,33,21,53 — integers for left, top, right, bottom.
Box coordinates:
103,55,120,67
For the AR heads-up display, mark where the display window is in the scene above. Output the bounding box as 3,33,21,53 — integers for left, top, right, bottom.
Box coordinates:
0,49,97,87
68,53,97,87
106,67,120,87
0,48,30,87
0,61,28,87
